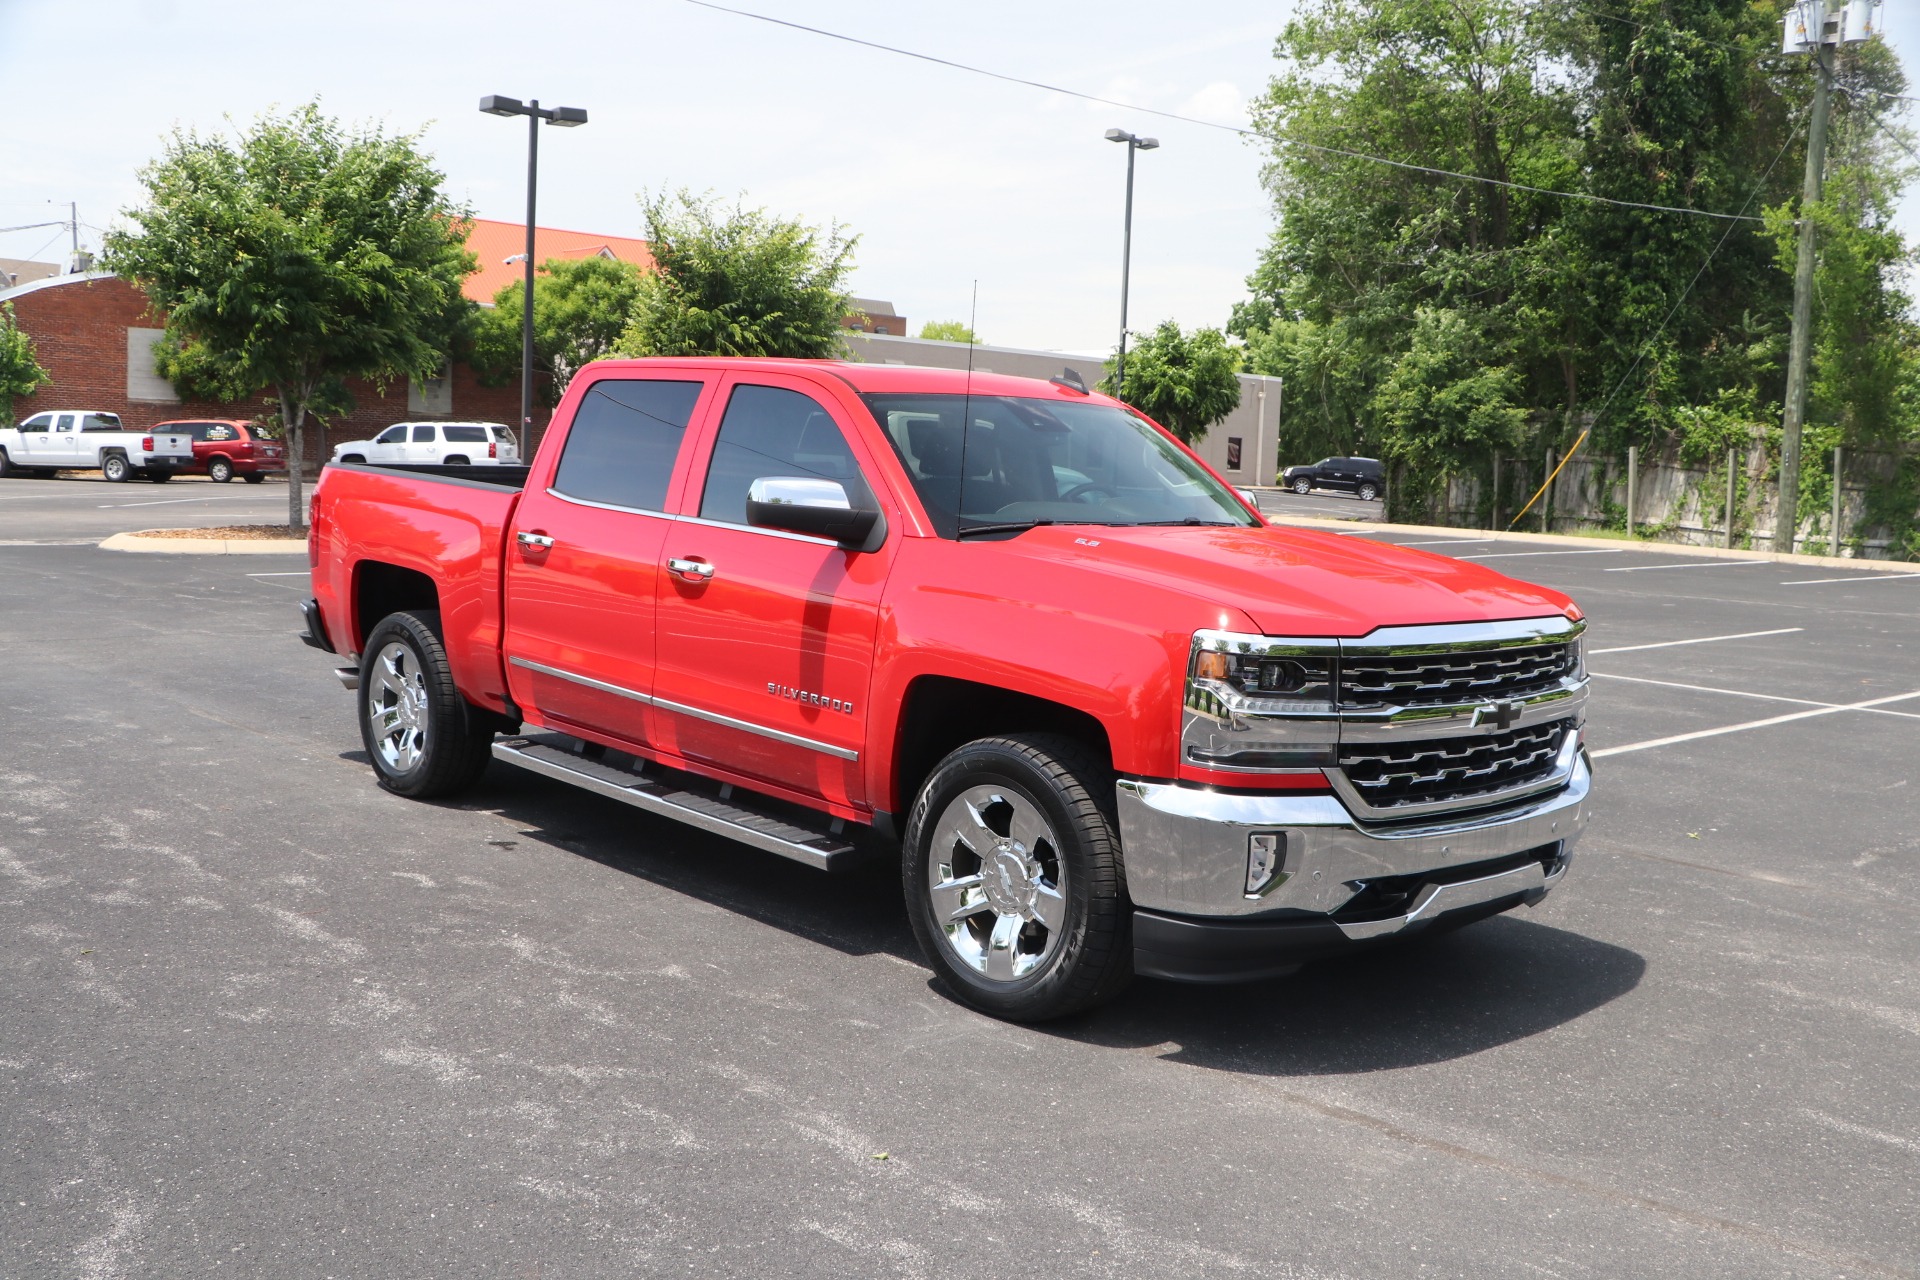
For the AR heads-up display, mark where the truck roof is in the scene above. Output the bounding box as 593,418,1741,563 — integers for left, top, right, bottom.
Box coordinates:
575,357,1116,404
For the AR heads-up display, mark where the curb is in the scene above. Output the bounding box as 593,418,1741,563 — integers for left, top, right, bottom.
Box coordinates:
1263,512,1920,576
99,532,308,556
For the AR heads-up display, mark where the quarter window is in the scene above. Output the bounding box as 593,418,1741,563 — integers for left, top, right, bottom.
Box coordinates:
700,385,867,526
81,414,122,432
442,426,489,443
205,424,236,441
552,379,704,512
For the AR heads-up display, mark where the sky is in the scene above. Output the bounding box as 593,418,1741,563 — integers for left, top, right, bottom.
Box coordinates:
1,0,1915,357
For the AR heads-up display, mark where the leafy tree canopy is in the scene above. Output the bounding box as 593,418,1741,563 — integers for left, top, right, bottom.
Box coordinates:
619,190,856,359
473,254,646,406
918,320,979,344
103,101,475,530
1103,321,1242,445
0,303,51,419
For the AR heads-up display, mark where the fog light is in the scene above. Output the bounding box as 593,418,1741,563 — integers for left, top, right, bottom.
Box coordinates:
1246,832,1285,895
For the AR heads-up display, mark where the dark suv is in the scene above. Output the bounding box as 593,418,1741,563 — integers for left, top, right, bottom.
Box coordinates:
1281,456,1384,501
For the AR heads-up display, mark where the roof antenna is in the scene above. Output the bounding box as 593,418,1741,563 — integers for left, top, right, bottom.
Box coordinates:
955,279,977,536
1049,367,1088,395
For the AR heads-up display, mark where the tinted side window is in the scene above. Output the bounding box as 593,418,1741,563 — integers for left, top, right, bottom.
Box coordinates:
376,426,407,444
700,385,867,526
411,425,436,443
553,379,704,512
20,414,53,429
443,426,488,443
204,424,236,442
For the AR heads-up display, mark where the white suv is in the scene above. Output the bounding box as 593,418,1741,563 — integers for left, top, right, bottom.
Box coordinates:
331,422,520,467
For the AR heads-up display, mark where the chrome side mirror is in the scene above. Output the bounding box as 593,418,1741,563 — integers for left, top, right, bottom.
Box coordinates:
745,476,881,546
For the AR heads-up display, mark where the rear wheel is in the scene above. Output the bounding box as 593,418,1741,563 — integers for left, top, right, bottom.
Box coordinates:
208,457,234,483
101,453,131,482
1292,477,1311,495
442,455,470,467
1357,481,1379,501
904,734,1133,1022
358,610,495,799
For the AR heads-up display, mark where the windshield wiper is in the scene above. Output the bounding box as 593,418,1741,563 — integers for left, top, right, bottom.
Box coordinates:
956,520,1061,539
1132,517,1239,527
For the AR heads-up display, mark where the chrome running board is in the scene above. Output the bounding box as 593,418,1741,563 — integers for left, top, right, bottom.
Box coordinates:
491,733,857,872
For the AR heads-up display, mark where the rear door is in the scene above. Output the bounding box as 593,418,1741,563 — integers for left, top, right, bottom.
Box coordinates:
408,424,439,464
649,373,894,809
502,374,715,747
55,413,84,464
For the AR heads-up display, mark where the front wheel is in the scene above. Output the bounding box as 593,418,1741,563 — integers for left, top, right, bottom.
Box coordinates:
0,447,16,478
903,734,1133,1022
208,458,234,483
1292,477,1311,495
357,610,495,798
101,453,131,482
1357,482,1379,502
338,453,365,465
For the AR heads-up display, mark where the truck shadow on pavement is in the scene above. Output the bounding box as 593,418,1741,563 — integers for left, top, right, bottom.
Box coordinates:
1061,917,1646,1075
461,763,1644,1075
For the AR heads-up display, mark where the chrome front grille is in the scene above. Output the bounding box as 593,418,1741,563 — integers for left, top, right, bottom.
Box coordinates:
1339,640,1577,708
1337,718,1573,812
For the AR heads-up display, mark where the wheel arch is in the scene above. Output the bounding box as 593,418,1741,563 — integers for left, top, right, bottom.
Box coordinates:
351,560,441,651
890,676,1113,823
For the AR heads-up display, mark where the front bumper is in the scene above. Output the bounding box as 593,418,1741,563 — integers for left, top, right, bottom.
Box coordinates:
1118,752,1591,982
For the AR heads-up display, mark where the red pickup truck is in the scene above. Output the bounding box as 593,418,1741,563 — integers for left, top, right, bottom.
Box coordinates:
302,358,1591,1020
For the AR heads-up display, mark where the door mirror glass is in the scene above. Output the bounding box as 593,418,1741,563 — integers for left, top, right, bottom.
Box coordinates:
746,476,879,545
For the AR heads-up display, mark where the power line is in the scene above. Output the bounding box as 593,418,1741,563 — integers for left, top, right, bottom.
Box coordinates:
683,0,1767,223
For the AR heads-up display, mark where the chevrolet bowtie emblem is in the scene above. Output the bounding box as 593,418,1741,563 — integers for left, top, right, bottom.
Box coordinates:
1473,700,1524,731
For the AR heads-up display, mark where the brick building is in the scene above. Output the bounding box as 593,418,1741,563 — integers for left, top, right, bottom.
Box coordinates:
841,297,908,336
0,272,535,467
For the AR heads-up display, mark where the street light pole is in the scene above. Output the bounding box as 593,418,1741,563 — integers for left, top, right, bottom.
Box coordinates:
480,95,588,451
1105,128,1158,398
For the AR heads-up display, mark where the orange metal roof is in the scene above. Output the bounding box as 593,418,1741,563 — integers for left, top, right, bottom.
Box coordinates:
461,218,654,303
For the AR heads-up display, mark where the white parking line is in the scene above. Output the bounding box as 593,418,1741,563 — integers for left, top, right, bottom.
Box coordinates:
97,495,266,508
1590,671,1920,719
1396,538,1499,546
245,571,309,577
1602,560,1765,572
1592,689,1920,758
1457,549,1623,560
1590,627,1802,654
1780,572,1920,586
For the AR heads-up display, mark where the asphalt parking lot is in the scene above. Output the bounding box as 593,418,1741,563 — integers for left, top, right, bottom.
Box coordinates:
3,486,1917,1278
0,473,302,544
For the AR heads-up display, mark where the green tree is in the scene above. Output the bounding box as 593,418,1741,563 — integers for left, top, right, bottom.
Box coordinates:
1102,321,1242,445
103,102,475,532
472,254,646,408
918,320,979,344
0,303,51,422
619,190,856,359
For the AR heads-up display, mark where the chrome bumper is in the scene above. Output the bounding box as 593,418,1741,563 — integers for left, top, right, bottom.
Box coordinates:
1116,750,1591,925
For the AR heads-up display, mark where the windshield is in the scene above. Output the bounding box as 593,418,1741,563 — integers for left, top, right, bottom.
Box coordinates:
862,393,1257,537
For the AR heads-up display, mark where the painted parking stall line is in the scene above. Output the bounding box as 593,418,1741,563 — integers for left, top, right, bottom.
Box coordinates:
1780,572,1920,586
1593,689,1920,759
1589,671,1920,720
1457,549,1624,561
1590,627,1802,655
1602,560,1766,573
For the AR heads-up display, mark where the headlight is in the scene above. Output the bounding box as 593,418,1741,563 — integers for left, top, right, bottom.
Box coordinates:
1184,631,1338,771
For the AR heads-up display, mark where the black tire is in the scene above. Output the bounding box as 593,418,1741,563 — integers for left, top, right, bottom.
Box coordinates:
339,453,366,465
209,457,234,483
242,472,266,484
903,733,1133,1022
1292,477,1311,495
442,455,469,467
101,453,130,482
357,610,495,799
1357,482,1379,502
0,447,15,479
148,470,173,483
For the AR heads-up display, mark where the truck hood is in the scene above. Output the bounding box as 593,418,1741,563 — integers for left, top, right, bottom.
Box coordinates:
1005,524,1575,636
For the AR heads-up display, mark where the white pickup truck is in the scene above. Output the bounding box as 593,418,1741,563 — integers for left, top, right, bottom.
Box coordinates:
0,411,196,482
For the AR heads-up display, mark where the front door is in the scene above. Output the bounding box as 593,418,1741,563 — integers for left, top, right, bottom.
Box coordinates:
13,414,54,462
367,425,408,463
651,375,893,810
502,375,714,748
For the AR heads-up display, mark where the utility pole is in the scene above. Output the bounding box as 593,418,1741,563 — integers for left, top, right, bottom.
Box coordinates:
1776,0,1882,553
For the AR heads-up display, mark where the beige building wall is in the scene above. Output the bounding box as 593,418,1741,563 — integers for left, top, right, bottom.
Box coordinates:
840,332,1282,486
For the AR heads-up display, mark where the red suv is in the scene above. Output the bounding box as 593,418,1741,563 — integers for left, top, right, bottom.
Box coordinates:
155,419,286,483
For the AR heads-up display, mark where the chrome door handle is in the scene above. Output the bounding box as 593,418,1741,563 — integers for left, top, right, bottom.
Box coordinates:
516,531,555,551
667,557,715,582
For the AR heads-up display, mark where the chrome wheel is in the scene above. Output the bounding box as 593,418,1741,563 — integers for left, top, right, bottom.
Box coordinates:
1292,477,1311,494
366,640,430,773
926,784,1067,982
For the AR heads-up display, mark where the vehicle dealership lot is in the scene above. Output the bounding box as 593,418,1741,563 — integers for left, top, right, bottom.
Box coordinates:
2,529,1916,1276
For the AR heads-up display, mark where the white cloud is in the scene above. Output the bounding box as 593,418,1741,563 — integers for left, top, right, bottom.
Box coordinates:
1178,81,1247,127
